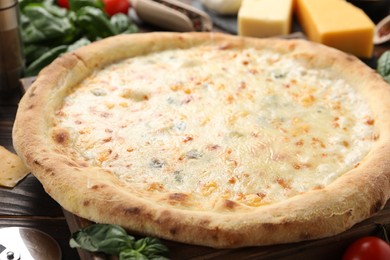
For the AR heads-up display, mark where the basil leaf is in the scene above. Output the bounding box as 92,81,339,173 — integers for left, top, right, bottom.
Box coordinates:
76,6,117,40
110,13,131,33
23,43,50,64
24,45,68,76
66,37,91,52
119,249,149,260
22,5,76,43
133,237,169,258
119,249,168,260
69,224,134,255
68,0,104,12
377,50,390,84
42,0,68,17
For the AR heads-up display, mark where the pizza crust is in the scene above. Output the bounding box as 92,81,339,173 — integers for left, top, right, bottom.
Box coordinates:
13,32,390,248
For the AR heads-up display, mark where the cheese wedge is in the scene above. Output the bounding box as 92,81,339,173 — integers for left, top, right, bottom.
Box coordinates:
296,0,375,58
0,146,29,188
238,0,293,38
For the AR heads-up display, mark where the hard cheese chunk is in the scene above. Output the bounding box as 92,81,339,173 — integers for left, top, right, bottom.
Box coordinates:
296,0,375,58
238,0,293,38
0,146,29,188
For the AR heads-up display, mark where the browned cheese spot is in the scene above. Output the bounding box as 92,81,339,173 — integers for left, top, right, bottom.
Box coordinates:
44,167,55,176
90,184,107,190
33,159,42,166
224,199,237,209
52,129,70,145
169,193,188,202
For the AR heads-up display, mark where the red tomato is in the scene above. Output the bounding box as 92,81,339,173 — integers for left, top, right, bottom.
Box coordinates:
342,236,390,260
102,0,130,16
56,0,130,16
57,0,69,9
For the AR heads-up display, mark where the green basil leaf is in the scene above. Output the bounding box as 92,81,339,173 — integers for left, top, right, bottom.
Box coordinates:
24,45,68,76
70,224,134,256
19,0,43,10
110,13,130,33
66,37,91,52
76,6,117,40
23,43,50,65
377,50,390,83
68,0,104,12
110,13,139,34
42,0,68,17
133,237,169,258
22,5,76,43
119,249,148,260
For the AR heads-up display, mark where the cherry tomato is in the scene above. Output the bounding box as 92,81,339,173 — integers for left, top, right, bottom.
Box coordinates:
102,0,130,16
57,0,69,9
342,236,390,260
56,0,131,16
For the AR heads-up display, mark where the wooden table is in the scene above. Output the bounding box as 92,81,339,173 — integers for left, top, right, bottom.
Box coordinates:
1,1,390,259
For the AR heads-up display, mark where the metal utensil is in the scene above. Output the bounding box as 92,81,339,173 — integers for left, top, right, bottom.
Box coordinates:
0,227,61,260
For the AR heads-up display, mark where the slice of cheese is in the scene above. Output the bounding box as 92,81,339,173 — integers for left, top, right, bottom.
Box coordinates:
0,146,29,188
238,0,293,38
296,0,375,58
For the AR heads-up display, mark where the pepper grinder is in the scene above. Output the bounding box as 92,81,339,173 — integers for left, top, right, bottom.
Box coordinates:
0,0,24,94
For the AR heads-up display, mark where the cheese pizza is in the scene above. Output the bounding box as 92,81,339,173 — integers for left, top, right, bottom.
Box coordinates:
12,32,390,248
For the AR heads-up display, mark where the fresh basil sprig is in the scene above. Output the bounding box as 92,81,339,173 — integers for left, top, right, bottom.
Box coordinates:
70,224,170,260
19,0,138,76
377,50,390,84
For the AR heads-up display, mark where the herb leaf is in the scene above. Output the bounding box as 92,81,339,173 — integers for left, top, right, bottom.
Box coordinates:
22,4,76,43
133,237,169,258
119,249,148,260
70,224,170,259
70,224,134,255
19,0,138,76
377,51,390,84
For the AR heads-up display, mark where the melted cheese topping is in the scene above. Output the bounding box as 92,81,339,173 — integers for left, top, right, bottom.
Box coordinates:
55,45,375,209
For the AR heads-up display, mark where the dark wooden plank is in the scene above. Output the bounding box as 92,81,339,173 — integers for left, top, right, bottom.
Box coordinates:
0,175,64,216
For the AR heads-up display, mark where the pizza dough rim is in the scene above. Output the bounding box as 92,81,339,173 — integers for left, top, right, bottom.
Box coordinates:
13,32,390,248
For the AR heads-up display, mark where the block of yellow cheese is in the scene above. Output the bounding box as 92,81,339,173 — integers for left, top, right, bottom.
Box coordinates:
0,146,29,188
238,0,293,38
296,0,375,58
